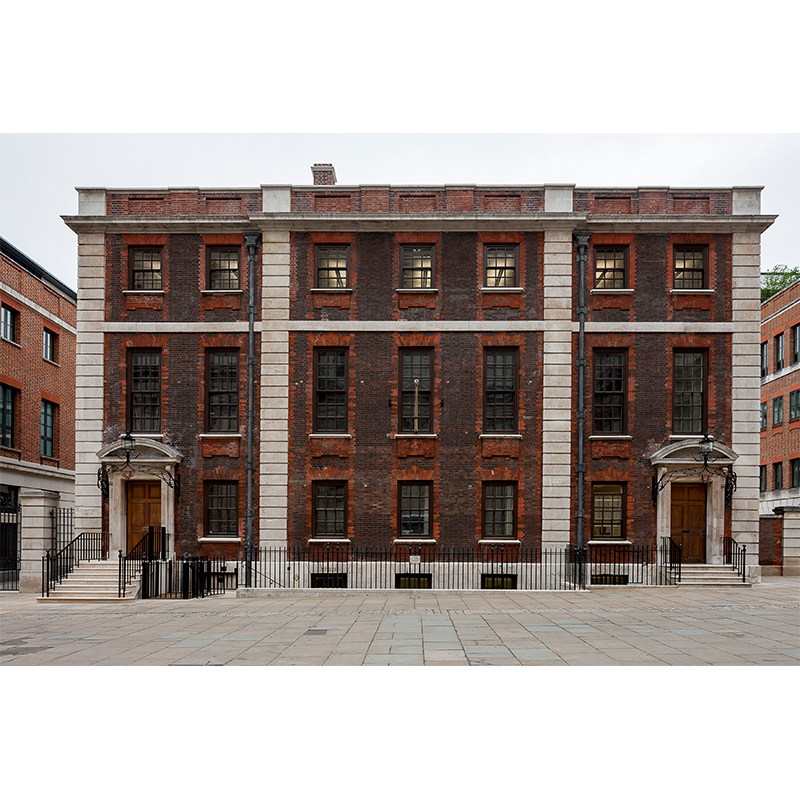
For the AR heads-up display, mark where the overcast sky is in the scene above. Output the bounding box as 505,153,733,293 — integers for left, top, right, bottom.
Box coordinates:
1,132,797,289
2,3,798,290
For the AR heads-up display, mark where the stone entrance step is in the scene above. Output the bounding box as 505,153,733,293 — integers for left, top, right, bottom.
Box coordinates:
679,564,748,586
38,561,139,602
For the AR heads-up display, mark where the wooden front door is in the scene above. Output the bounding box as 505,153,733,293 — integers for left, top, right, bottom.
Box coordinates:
671,483,706,564
127,481,161,552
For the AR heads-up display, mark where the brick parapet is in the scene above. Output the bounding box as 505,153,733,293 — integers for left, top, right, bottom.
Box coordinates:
93,187,750,219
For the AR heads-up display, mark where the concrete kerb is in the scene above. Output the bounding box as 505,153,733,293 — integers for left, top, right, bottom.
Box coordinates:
236,588,595,598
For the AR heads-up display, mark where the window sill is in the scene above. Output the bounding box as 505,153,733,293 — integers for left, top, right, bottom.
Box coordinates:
588,539,631,545
394,433,437,439
123,290,165,295
591,288,633,295
0,446,22,456
396,288,438,294
43,358,59,366
199,433,242,438
589,435,632,440
478,539,521,544
670,288,713,294
307,538,350,544
393,538,435,544
480,287,523,293
480,434,522,439
201,289,242,295
310,288,351,293
669,434,702,440
198,537,240,543
309,433,352,439
132,433,163,440
1,337,21,348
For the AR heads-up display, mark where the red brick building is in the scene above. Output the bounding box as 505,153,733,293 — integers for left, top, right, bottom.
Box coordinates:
64,168,776,584
759,278,800,574
1,237,77,590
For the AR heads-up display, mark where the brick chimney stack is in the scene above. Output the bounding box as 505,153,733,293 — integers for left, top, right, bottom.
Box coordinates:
312,163,337,185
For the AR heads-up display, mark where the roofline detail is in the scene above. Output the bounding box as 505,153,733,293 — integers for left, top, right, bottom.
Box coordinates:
0,236,77,302
62,213,778,236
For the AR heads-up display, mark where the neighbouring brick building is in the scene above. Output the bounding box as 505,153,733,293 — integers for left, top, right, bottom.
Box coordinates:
63,166,775,585
1,237,77,590
759,278,800,574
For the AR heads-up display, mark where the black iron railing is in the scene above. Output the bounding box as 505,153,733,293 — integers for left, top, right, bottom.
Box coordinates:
241,542,687,591
582,542,679,586
723,536,747,583
41,531,106,597
119,526,168,598
244,544,584,591
0,556,20,591
141,556,238,599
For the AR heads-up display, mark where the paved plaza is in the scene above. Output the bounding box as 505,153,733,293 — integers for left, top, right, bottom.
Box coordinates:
1,577,799,666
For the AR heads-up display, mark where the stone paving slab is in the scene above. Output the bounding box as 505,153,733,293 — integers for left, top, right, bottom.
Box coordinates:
1,577,798,667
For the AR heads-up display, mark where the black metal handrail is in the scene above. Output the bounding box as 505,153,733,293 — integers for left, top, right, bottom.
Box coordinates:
41,531,106,597
723,536,747,583
663,536,682,584
119,526,168,597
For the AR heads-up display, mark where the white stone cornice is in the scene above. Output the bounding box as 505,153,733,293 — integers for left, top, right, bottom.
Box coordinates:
62,215,251,234
760,359,800,386
63,211,778,237
104,322,249,333
584,321,737,333
0,283,77,333
761,294,800,326
249,213,583,232
257,320,739,334
94,319,744,335
584,215,777,234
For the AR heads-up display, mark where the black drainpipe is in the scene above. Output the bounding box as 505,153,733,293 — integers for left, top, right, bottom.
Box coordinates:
243,231,261,587
573,231,591,550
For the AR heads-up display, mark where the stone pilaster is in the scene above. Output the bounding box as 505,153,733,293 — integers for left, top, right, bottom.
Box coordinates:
731,229,763,579
18,488,60,592
259,231,290,547
540,228,574,548
779,506,800,576
75,223,106,535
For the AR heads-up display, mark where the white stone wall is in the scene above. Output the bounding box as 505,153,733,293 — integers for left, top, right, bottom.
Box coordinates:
781,507,800,575
731,231,763,575
74,230,106,534
540,229,574,548
259,231,291,546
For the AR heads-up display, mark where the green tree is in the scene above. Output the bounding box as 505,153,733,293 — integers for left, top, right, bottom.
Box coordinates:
761,265,800,302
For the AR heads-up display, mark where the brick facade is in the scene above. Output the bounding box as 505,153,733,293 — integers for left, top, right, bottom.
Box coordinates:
1,240,76,476
1,237,77,590
759,279,800,501
758,278,800,574
64,176,775,581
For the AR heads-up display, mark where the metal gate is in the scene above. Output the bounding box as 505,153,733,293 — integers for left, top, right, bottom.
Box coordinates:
0,503,21,591
51,507,75,552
